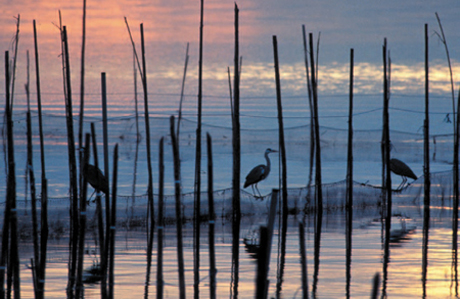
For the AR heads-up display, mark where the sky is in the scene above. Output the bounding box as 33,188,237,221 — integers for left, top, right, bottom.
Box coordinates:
0,0,459,107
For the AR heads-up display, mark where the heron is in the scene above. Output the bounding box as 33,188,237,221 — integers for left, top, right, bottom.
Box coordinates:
244,148,278,198
389,158,417,190
83,164,109,201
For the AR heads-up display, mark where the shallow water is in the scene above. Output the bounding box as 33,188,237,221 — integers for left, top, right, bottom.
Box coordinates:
11,197,460,298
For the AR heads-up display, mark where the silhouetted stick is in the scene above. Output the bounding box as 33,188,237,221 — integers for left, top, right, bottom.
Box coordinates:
25,50,40,298
346,49,354,299
177,42,189,139
207,133,216,299
9,15,20,110
194,1,205,296
62,26,79,298
302,25,315,201
91,122,107,298
33,19,48,299
157,137,165,299
101,73,111,288
422,28,431,295
108,144,118,299
232,3,241,218
255,226,269,299
78,0,87,186
309,33,322,210
76,133,90,299
272,35,288,214
170,116,186,299
370,273,380,299
298,222,308,299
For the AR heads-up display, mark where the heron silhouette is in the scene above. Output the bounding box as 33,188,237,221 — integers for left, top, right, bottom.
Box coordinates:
389,158,417,190
83,164,109,200
244,148,278,198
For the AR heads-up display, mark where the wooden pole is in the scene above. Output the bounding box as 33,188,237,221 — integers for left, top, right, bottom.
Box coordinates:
157,137,165,299
194,1,205,296
302,25,315,200
76,133,90,299
298,222,308,299
90,122,107,298
33,19,48,299
345,48,354,299
170,116,186,299
77,0,87,189
309,33,322,210
62,26,79,298
108,144,118,299
272,35,288,213
206,133,217,299
177,42,190,139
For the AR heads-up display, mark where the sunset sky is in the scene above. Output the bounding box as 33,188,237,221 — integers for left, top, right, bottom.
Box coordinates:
1,0,459,106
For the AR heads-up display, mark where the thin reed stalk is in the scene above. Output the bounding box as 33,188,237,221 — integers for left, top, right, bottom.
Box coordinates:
272,35,288,213
170,115,186,299
62,26,79,298
9,15,20,110
298,222,308,299
177,42,189,139
345,48,354,299
25,50,40,298
206,133,216,299
33,19,48,299
90,122,107,298
77,0,87,192
76,134,90,299
302,25,315,201
194,1,205,296
309,33,322,210
108,144,118,299
157,137,165,299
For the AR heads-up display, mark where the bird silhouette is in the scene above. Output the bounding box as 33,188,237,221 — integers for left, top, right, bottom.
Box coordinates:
244,148,278,198
389,158,417,190
83,164,109,198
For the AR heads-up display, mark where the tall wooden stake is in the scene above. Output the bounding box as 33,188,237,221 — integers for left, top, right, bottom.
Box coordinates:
170,116,186,299
207,133,217,299
194,1,205,296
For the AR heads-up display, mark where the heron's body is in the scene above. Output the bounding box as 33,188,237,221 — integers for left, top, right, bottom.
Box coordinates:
83,164,109,195
389,158,417,189
244,148,277,197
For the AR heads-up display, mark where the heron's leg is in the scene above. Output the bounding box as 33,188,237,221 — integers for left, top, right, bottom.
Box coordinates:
255,184,262,198
251,185,256,196
87,189,96,204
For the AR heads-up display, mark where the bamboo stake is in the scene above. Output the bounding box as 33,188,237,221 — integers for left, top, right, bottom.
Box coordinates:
25,49,40,298
194,0,205,296
157,137,165,299
170,115,186,299
101,72,110,299
206,133,216,299
255,226,269,299
76,133,90,299
309,33,322,210
9,15,20,110
298,222,309,299
62,26,79,298
177,42,190,139
230,5,241,299
272,35,288,213
90,122,107,298
77,0,87,192
33,19,48,299
345,48,354,299
302,25,315,201
108,144,118,299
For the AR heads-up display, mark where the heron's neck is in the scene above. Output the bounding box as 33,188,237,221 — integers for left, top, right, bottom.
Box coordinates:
265,152,271,171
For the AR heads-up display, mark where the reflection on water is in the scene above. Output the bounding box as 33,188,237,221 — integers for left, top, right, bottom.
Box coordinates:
10,193,460,298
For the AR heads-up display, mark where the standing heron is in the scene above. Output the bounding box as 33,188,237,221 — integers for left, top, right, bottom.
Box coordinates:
83,164,109,200
389,158,417,190
244,148,278,198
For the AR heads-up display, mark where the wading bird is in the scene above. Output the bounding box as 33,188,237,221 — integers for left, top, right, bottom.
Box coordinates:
83,164,109,200
244,148,278,198
389,158,417,190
